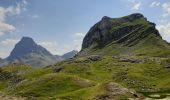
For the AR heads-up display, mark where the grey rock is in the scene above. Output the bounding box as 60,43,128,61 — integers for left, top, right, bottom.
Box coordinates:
88,55,102,61
3,37,63,67
53,66,63,73
119,58,141,63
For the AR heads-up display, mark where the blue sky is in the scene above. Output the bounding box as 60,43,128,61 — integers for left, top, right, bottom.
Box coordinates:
0,0,170,58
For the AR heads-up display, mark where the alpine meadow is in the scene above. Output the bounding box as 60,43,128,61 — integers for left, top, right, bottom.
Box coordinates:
0,0,170,100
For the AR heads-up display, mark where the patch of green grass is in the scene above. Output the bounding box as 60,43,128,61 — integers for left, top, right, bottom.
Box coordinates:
0,55,170,99
9,73,95,99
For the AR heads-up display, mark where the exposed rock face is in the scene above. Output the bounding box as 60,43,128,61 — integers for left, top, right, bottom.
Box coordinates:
4,37,63,67
88,55,102,61
0,40,79,67
82,13,161,50
7,37,53,61
53,66,64,73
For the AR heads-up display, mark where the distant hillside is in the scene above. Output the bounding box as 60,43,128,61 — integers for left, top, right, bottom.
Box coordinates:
7,37,54,61
62,50,78,59
4,37,63,67
0,37,78,67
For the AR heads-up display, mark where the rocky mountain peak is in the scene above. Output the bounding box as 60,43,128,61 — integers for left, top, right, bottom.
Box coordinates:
126,13,144,19
102,16,111,20
7,37,52,61
81,13,161,50
20,37,35,43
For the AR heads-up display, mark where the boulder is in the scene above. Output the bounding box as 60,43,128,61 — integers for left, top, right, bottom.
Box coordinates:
53,66,63,73
88,55,102,61
119,58,141,63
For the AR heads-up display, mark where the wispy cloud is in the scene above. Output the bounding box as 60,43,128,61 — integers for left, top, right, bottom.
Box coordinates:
73,32,86,50
131,2,142,11
0,0,27,36
38,41,58,55
157,22,170,42
0,22,16,32
162,2,170,17
74,33,85,37
0,38,20,58
150,1,161,8
1,39,19,46
0,32,4,36
38,32,86,55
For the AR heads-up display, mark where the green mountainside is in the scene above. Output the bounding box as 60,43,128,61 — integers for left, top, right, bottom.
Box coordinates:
0,13,170,100
80,13,170,57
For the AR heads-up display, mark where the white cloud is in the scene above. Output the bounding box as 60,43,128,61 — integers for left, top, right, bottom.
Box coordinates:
0,32,4,36
162,2,170,17
13,0,27,15
0,22,16,36
150,1,161,8
0,0,27,36
131,2,142,11
0,7,6,22
38,32,85,55
74,32,86,37
0,51,8,58
0,22,15,32
38,41,59,55
0,38,19,58
150,1,170,17
1,39,19,46
0,0,27,21
73,32,86,50
156,22,170,42
39,42,57,47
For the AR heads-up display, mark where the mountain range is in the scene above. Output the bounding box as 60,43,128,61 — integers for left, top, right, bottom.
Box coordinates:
0,13,170,99
0,37,78,67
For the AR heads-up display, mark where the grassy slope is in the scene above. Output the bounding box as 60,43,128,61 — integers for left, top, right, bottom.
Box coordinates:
55,55,170,99
1,53,170,100
0,64,97,100
0,16,170,100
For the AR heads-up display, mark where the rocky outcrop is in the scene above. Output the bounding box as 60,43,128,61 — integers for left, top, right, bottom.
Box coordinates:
87,55,102,61
82,13,161,50
94,82,133,100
